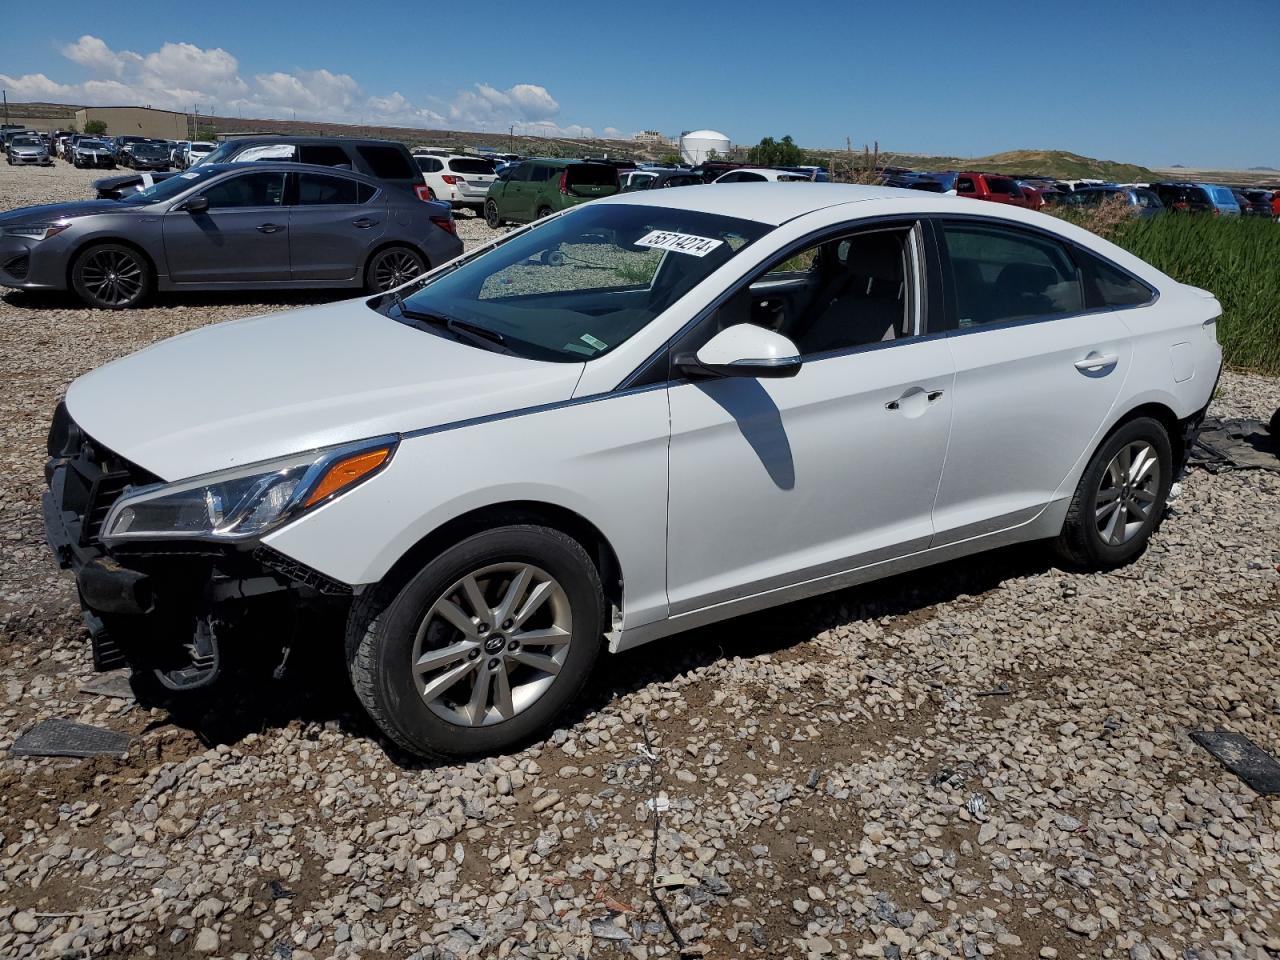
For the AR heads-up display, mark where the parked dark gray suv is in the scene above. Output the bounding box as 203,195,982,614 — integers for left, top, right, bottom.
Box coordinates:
95,136,428,201
0,163,462,309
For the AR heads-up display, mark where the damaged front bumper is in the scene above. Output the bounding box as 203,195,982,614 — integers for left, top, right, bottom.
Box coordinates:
43,403,353,689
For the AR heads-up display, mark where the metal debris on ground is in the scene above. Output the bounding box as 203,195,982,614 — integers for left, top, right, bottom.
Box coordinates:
11,719,133,758
78,671,136,700
1189,418,1279,473
1190,730,1280,796
654,873,697,890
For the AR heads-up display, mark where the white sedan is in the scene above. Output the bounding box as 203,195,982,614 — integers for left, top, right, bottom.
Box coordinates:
44,184,1221,759
713,167,813,182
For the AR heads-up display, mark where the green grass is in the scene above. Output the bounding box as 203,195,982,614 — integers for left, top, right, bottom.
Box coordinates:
1110,216,1280,374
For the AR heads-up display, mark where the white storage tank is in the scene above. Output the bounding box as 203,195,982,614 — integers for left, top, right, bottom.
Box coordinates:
680,129,731,165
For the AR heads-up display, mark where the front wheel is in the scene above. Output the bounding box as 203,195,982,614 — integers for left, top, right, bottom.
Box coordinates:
70,243,152,310
1054,416,1172,570
365,245,426,293
484,199,502,229
347,525,606,759
535,206,553,220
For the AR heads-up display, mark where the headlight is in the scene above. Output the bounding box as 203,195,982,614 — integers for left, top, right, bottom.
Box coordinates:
1,223,70,241
101,436,397,543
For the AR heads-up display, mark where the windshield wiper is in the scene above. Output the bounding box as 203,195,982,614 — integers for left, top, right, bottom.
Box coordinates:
394,300,512,353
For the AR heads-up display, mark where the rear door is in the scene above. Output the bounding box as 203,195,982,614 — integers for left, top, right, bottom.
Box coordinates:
930,219,1132,544
162,170,291,283
500,162,534,220
288,172,385,281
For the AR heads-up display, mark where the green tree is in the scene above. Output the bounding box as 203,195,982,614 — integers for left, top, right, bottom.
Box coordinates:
82,119,108,135
659,152,681,166
195,126,217,142
747,134,807,167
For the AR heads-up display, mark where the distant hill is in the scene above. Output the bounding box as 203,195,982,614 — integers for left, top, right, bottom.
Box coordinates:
875,149,1157,181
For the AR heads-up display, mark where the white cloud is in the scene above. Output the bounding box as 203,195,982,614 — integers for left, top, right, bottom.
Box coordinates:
0,35,608,139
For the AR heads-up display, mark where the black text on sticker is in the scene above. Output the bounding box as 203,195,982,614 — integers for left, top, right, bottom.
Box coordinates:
635,230,723,257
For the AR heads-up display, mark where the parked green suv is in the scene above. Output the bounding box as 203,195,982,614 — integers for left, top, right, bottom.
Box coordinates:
484,159,619,227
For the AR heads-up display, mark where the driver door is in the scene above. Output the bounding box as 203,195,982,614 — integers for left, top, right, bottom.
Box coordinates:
162,170,291,283
664,222,955,616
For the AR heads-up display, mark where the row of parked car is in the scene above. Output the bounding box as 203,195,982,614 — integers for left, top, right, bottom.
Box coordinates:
0,128,220,171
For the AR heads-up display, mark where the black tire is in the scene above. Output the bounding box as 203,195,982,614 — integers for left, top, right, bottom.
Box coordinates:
347,525,606,760
1054,416,1172,570
484,199,502,229
536,206,553,220
70,243,153,310
1269,407,1280,447
364,245,426,293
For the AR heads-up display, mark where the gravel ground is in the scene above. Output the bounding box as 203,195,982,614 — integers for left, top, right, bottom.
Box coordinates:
1,160,1279,960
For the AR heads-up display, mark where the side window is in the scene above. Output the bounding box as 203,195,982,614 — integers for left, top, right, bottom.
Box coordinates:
529,165,555,183
987,176,1016,195
717,172,740,183
201,172,287,209
957,176,976,193
740,172,767,182
235,144,297,162
941,223,1084,327
509,163,532,182
356,182,377,204
298,144,353,167
355,146,414,180
297,173,361,205
1075,248,1155,308
739,226,916,357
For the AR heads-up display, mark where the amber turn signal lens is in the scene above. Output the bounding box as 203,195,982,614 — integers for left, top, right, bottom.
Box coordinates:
303,447,391,508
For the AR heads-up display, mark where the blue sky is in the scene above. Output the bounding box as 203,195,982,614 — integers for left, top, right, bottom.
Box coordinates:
1,0,1277,169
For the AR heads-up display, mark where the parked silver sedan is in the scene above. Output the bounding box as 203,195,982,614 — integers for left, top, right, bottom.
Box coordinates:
6,136,53,167
0,163,464,309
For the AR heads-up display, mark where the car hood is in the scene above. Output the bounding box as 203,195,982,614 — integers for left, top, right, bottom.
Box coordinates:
0,200,123,225
65,299,585,481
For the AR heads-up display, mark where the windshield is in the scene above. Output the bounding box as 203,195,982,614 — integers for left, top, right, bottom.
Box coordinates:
121,168,219,204
197,142,237,165
135,143,168,156
13,137,40,147
395,204,769,362
78,140,109,150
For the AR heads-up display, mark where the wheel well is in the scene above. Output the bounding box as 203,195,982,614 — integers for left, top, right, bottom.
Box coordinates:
363,240,431,281
1108,402,1184,469
376,502,623,615
65,238,158,290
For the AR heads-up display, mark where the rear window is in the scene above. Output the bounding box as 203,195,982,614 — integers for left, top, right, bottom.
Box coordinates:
356,145,415,180
566,164,617,187
448,158,495,175
1207,187,1236,206
299,144,354,167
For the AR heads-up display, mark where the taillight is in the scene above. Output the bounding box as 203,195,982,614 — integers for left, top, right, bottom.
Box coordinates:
430,215,457,236
414,184,432,202
441,175,461,185
558,171,568,195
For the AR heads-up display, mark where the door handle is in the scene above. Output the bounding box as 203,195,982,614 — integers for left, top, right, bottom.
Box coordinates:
927,390,944,402
257,223,284,234
1074,353,1118,372
886,388,945,413
352,218,377,228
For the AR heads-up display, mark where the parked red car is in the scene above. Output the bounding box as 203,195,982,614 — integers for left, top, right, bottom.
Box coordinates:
955,172,1038,209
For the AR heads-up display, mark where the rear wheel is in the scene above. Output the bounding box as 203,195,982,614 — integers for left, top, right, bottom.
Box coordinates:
365,245,426,293
347,525,605,759
1054,416,1172,570
536,206,553,220
70,243,152,310
485,199,502,229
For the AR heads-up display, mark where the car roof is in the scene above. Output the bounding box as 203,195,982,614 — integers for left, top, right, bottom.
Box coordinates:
597,182,919,224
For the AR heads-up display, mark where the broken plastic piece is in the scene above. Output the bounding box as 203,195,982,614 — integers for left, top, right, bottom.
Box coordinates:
11,719,133,759
1191,730,1280,796
645,794,670,813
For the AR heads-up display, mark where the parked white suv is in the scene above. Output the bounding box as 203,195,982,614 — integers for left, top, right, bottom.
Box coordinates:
414,153,498,215
181,141,215,168
44,184,1221,759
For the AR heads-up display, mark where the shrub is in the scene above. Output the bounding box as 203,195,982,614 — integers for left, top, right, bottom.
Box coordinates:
82,119,108,135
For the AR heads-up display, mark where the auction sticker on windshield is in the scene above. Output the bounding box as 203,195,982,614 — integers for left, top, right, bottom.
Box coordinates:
635,230,723,257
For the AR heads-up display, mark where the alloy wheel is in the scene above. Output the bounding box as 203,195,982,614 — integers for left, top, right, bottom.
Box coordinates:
371,249,424,291
411,562,573,727
1094,440,1160,546
79,249,145,307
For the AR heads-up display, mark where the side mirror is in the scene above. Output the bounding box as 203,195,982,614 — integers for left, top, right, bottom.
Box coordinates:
181,196,209,214
675,324,802,380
